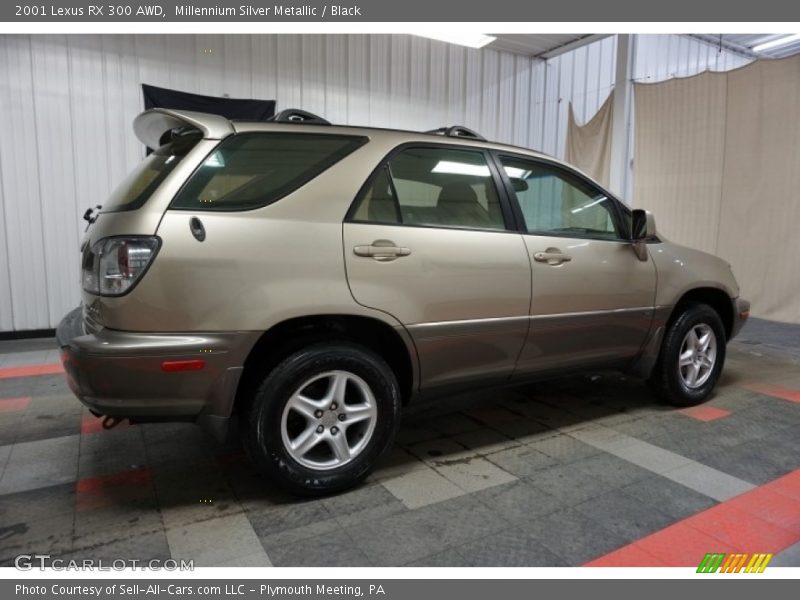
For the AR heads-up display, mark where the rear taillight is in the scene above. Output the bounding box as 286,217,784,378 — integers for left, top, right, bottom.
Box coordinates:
82,236,160,297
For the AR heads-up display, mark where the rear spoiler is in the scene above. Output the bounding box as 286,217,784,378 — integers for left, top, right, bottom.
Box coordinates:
133,108,234,149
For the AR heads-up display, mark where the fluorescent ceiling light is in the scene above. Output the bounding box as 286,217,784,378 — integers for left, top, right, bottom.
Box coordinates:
432,161,490,177
414,33,496,49
205,151,225,167
752,33,800,53
504,167,531,179
570,196,607,214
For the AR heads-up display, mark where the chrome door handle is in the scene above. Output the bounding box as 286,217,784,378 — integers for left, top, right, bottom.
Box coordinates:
353,241,411,261
533,249,572,265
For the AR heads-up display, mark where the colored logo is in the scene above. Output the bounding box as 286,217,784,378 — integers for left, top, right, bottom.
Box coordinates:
697,553,773,573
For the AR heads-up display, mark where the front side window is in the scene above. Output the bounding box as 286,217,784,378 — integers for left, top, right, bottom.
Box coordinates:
500,156,622,240
351,146,507,231
171,132,367,211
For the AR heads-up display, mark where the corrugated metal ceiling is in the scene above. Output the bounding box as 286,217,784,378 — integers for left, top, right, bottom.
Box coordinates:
489,34,608,58
690,34,800,59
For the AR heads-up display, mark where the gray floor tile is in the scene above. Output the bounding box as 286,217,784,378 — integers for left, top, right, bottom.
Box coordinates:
451,427,521,455
620,476,717,521
570,453,654,489
484,445,558,478
248,499,339,551
525,434,602,463
379,464,464,509
526,462,613,505
68,529,170,562
0,435,80,494
0,338,57,355
0,326,799,569
456,528,567,567
0,481,75,524
269,529,369,567
166,512,271,567
698,444,789,486
0,442,13,478
79,441,149,479
522,507,628,566
661,462,754,501
0,515,74,563
346,495,510,566
470,479,561,523
772,542,800,567
395,424,444,446
322,481,408,528
405,548,470,567
432,455,517,493
574,488,676,542
73,508,163,551
425,413,485,436
0,417,24,448
0,350,51,368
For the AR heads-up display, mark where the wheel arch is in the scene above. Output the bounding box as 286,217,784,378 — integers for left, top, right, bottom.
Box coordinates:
233,314,418,416
668,286,734,340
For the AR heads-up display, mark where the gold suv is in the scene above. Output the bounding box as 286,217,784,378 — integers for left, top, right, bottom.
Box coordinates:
57,108,749,494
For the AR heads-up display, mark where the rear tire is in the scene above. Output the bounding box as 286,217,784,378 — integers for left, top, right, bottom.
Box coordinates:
648,303,726,407
243,342,401,495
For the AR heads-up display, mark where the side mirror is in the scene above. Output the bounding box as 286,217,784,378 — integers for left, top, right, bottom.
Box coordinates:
631,209,656,241
631,209,656,261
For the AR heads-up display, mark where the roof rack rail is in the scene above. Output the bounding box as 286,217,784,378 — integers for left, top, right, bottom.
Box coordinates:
269,108,331,125
427,125,486,142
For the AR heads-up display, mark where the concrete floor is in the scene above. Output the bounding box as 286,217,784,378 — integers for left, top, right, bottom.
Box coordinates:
0,318,799,567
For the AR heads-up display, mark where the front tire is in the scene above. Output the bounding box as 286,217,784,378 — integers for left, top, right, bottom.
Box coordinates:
648,303,726,407
243,342,401,495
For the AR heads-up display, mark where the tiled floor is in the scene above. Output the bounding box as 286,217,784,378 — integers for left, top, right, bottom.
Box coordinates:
1,323,799,567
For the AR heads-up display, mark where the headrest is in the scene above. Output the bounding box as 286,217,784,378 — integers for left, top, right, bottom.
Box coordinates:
437,181,479,205
509,177,529,193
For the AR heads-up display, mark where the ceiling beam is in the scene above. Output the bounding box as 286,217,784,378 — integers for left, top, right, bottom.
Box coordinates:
538,34,612,59
686,34,759,60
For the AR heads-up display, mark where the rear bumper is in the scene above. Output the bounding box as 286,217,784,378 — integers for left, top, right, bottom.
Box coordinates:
730,297,750,339
57,306,259,435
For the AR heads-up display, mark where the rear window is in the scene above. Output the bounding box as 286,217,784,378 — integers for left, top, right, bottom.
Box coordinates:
170,132,368,211
102,130,201,213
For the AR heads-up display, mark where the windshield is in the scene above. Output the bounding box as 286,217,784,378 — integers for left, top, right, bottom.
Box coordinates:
102,130,202,213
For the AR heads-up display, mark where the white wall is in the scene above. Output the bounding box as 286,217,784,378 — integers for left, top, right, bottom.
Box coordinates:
0,34,543,332
531,34,752,164
534,34,753,203
529,35,618,159
633,34,752,82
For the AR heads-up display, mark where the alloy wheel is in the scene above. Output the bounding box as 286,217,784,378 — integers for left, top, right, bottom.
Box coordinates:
678,323,717,389
280,370,378,470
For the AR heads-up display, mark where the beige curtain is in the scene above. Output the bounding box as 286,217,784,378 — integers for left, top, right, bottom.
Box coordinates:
633,56,800,324
566,91,614,188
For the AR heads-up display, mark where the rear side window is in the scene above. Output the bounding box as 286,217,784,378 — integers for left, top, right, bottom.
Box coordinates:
170,132,367,211
103,130,201,213
350,146,507,231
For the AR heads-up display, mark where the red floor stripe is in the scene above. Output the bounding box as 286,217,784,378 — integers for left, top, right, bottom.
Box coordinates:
740,382,800,404
679,406,732,422
0,396,32,412
766,470,800,503
80,415,133,435
0,363,64,379
585,469,800,567
75,467,153,512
